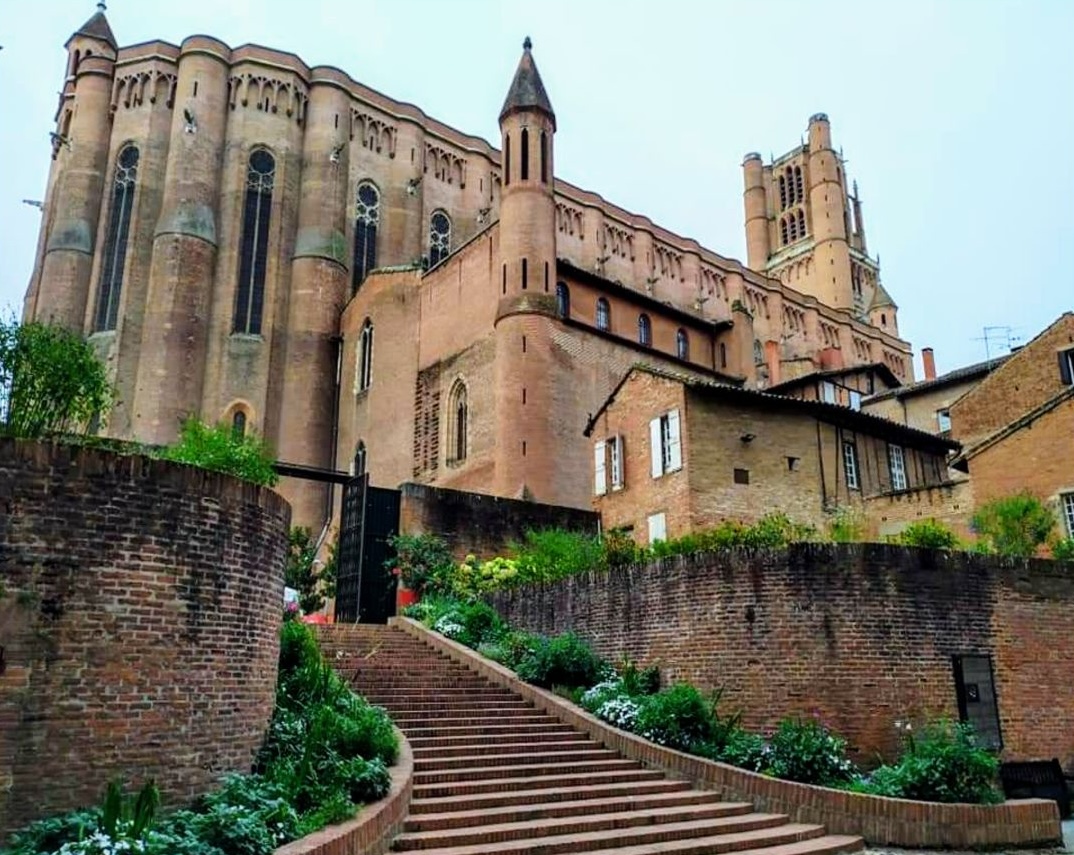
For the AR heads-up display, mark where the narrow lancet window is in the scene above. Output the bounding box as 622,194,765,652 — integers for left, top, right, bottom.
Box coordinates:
233,148,275,335
94,145,139,332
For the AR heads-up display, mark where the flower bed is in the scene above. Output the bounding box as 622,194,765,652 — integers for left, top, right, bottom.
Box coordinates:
2,620,403,855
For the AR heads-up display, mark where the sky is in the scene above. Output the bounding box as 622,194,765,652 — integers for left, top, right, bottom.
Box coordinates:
1,0,1071,376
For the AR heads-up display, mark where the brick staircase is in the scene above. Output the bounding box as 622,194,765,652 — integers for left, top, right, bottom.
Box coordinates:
322,625,863,855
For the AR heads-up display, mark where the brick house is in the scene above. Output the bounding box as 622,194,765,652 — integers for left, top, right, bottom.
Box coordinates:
766,363,900,411
949,313,1074,537
585,365,958,544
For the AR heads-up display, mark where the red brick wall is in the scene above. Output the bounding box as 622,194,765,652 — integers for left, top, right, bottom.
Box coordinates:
0,439,291,838
489,543,1074,771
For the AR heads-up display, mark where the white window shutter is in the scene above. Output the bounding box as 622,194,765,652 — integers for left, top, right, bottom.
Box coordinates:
648,512,667,543
594,440,607,496
649,418,663,478
667,409,682,471
610,435,624,489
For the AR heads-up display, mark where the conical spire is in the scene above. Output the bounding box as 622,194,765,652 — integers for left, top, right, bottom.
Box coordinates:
69,5,117,50
869,281,897,310
499,37,556,131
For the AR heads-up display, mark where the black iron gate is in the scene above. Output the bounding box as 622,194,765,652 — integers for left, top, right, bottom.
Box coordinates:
334,474,401,624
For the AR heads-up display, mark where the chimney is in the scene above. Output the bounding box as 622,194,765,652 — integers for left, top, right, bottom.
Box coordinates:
922,347,937,381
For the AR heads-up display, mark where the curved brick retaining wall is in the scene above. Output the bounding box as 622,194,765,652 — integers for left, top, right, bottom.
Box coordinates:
0,439,291,838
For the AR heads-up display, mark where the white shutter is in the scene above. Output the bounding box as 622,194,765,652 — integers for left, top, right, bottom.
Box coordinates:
610,436,624,490
667,409,682,472
648,512,667,544
594,440,607,496
649,418,663,478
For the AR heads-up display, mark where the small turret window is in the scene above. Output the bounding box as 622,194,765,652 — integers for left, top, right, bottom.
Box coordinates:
540,131,548,183
504,134,511,186
94,144,139,332
676,328,689,360
596,297,610,332
638,314,652,347
429,211,451,267
352,181,380,294
233,148,275,335
520,128,529,180
231,410,247,440
794,166,804,203
556,282,570,318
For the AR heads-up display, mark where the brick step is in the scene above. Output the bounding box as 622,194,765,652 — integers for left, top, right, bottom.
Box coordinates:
415,756,638,785
414,748,618,772
406,726,577,744
413,767,663,798
393,713,554,728
388,817,819,855
372,700,533,713
408,778,694,814
394,802,765,850
576,832,864,855
358,686,515,696
353,681,493,691
404,792,749,833
412,737,600,758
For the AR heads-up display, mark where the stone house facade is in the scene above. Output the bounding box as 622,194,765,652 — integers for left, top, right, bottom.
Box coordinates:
25,9,914,528
585,366,957,544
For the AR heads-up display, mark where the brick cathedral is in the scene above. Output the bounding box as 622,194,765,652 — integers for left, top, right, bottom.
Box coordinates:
24,7,914,528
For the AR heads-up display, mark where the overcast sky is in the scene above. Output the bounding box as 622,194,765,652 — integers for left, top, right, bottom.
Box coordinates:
2,0,1071,375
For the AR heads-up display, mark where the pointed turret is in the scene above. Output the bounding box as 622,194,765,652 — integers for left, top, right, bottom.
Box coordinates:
499,37,556,130
868,281,899,335
68,7,117,51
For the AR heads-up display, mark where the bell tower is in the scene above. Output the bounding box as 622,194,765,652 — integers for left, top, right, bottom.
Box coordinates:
493,38,560,501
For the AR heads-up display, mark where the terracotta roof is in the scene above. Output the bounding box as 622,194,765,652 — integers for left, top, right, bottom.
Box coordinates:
766,362,901,394
865,355,1009,402
586,364,960,455
499,38,556,130
72,11,117,50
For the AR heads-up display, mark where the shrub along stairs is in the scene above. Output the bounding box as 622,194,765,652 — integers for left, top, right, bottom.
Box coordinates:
321,625,863,855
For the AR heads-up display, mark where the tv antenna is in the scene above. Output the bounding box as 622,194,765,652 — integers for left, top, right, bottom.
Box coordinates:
972,326,1021,361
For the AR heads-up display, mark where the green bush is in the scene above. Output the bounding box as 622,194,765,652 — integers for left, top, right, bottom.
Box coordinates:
618,658,661,696
5,808,103,855
601,528,644,568
160,417,278,486
895,519,960,550
0,318,113,439
476,629,542,669
386,533,456,596
429,599,505,647
1051,537,1074,562
515,632,606,689
712,729,769,772
651,513,817,559
512,528,604,582
826,506,866,543
971,492,1056,557
855,721,1000,804
764,717,857,786
285,527,336,614
634,684,716,752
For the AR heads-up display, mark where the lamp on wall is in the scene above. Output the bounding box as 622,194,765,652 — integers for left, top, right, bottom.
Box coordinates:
740,433,756,443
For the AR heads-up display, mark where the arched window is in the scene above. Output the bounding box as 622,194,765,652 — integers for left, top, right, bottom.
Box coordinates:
231,410,246,440
448,380,468,463
94,144,139,332
794,166,804,203
556,281,570,318
638,314,652,347
676,328,689,360
429,211,451,267
789,214,799,242
754,339,764,365
797,209,806,239
233,148,275,335
353,441,366,477
504,133,511,186
540,131,547,183
352,181,380,294
785,167,795,204
596,297,610,332
520,128,529,180
357,318,373,392
778,175,787,211
780,217,789,245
